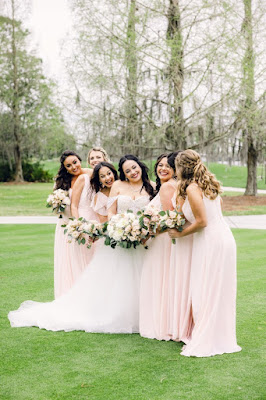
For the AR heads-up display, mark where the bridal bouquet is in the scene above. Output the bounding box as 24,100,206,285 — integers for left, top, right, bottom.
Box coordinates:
46,189,70,217
63,218,106,249
105,211,149,249
158,209,186,243
137,205,161,237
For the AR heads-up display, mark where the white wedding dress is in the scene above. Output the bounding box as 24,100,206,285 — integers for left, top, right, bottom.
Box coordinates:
8,195,150,334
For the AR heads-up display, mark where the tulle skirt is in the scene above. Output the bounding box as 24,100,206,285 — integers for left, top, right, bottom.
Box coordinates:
9,241,144,334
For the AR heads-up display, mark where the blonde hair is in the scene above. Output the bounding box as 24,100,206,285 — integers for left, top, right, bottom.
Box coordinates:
87,147,110,164
175,149,222,200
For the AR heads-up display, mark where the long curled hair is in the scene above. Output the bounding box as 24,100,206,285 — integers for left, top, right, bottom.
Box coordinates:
87,146,110,164
90,162,118,193
154,153,169,193
54,150,82,190
118,154,154,200
175,149,222,200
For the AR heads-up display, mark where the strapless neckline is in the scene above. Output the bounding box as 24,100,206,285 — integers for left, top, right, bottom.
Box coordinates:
118,194,149,202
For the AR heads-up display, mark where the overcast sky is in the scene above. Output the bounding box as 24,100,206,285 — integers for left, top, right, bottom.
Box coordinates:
30,0,72,78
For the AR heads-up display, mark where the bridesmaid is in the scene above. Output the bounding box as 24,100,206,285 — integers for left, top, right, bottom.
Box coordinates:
90,162,119,222
139,152,178,340
167,151,193,344
71,146,110,220
169,149,242,357
87,146,110,168
53,150,91,299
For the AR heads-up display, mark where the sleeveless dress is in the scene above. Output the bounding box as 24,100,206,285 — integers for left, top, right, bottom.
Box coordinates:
139,191,173,340
180,194,242,357
8,195,149,334
54,174,98,298
168,194,193,343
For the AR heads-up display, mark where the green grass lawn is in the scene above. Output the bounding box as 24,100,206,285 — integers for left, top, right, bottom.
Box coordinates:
1,183,265,217
0,183,53,216
0,225,265,400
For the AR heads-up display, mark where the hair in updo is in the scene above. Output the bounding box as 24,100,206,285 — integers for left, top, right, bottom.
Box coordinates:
118,154,155,200
87,146,110,164
54,150,82,190
90,162,118,193
175,149,222,200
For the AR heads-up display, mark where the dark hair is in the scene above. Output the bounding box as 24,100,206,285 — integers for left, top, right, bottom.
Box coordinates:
90,162,118,193
154,153,168,193
118,154,154,200
167,151,181,172
54,150,82,190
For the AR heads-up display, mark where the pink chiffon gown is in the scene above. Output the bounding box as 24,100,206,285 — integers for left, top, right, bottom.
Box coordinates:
168,195,193,344
139,191,173,340
54,174,98,298
181,193,242,357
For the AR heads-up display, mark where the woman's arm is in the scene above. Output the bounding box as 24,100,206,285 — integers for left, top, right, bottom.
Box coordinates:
168,184,207,239
107,181,120,220
70,175,85,219
159,181,176,211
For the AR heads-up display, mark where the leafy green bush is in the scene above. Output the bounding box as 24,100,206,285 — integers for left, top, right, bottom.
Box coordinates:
0,161,53,182
0,162,14,181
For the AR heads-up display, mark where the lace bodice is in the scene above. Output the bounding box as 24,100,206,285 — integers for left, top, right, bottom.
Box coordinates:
116,195,150,214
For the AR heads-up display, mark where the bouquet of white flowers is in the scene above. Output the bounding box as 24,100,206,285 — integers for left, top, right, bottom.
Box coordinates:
137,204,161,237
63,218,106,249
46,189,70,218
158,209,186,243
105,211,149,249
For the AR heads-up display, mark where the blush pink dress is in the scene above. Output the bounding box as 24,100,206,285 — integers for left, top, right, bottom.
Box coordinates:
54,174,98,299
168,195,194,344
139,191,173,340
180,193,242,357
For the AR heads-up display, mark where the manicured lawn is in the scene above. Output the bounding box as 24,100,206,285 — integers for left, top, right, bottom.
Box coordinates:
0,183,53,216
0,225,265,400
208,163,266,190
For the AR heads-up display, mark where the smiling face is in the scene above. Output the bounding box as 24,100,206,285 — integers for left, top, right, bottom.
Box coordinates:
99,166,115,188
63,155,82,176
89,150,105,168
156,157,174,183
122,160,142,183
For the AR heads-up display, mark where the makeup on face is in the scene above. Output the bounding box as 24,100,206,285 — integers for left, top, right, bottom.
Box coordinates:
99,167,115,187
89,151,105,167
64,156,82,175
123,160,142,183
157,157,174,183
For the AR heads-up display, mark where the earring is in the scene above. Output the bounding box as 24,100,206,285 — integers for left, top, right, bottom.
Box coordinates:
126,178,129,182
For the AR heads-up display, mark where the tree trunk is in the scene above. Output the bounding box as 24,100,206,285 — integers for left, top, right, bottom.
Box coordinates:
166,0,185,150
124,0,138,155
245,137,257,195
243,0,256,195
11,0,23,182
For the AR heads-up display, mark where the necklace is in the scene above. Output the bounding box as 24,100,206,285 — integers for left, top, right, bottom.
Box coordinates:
128,182,144,193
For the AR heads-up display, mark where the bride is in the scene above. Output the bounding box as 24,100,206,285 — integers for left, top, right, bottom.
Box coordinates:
8,155,155,334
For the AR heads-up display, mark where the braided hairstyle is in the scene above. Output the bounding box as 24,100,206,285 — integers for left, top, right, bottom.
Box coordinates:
90,162,118,193
118,155,155,200
54,150,82,190
175,149,222,199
